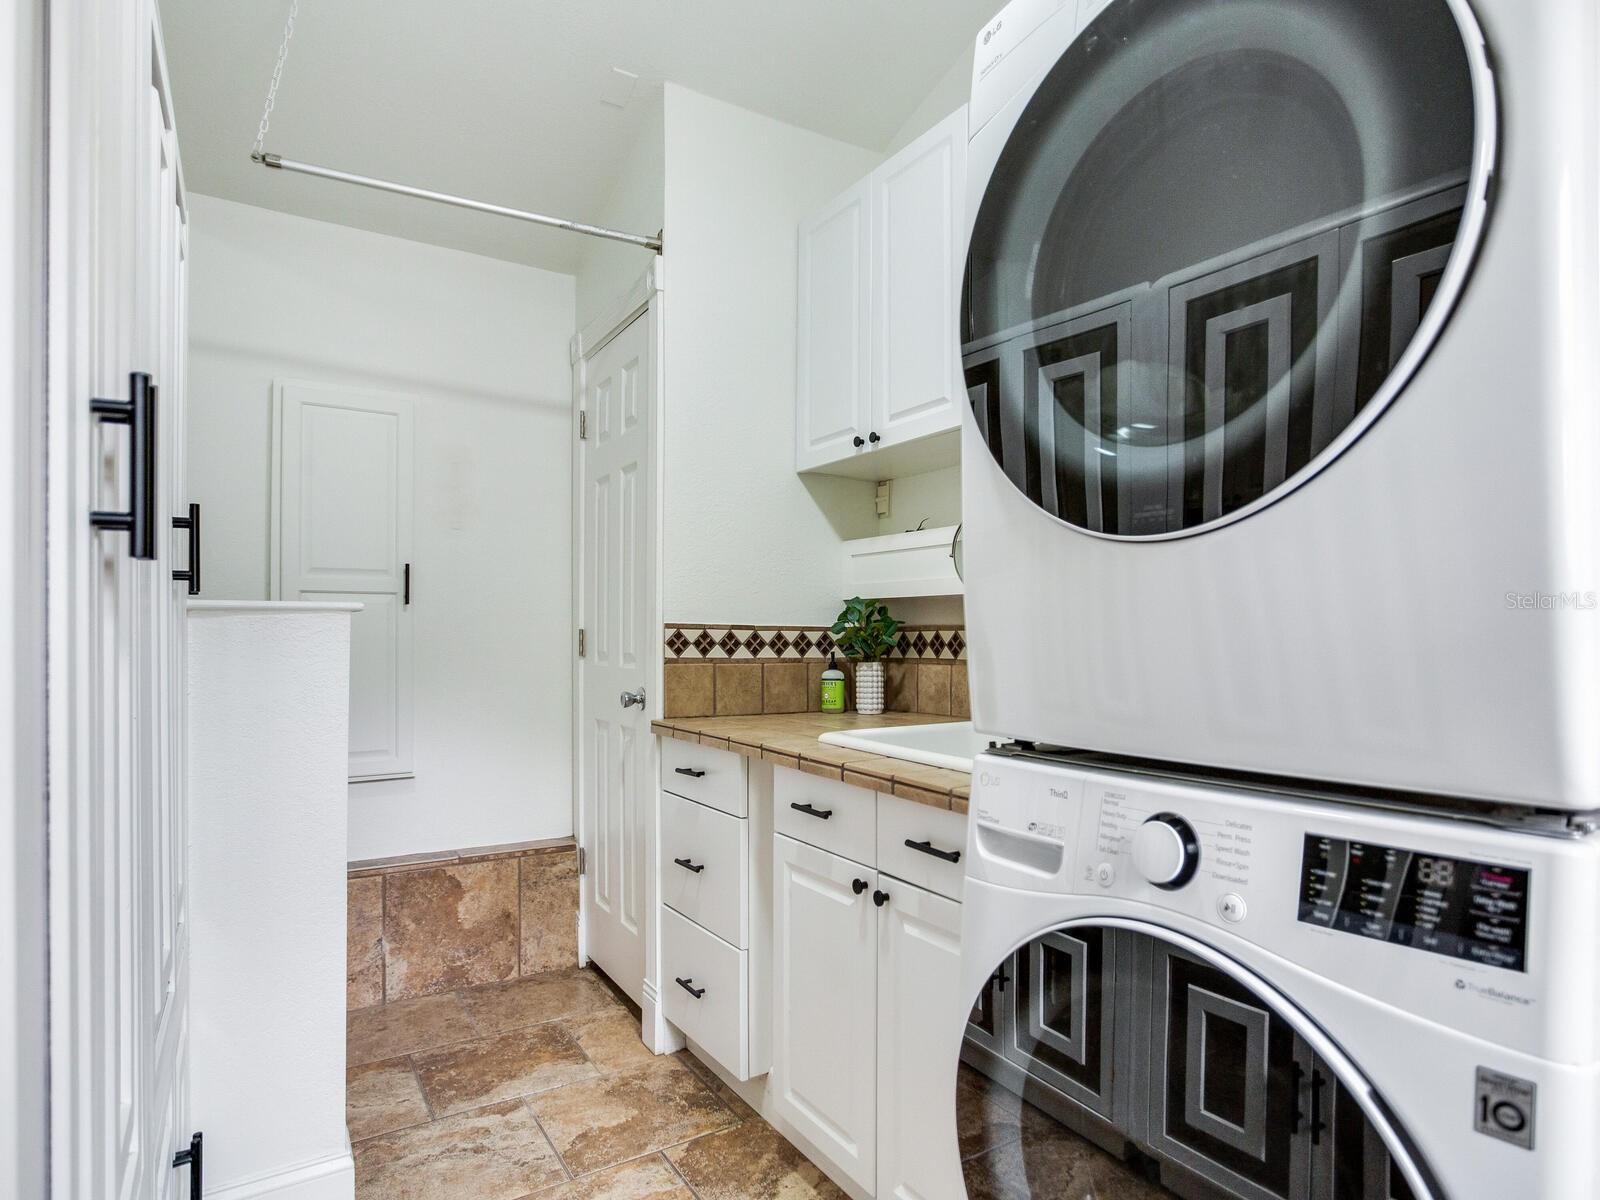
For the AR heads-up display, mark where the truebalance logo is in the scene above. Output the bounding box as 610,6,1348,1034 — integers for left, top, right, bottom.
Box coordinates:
1455,977,1535,1007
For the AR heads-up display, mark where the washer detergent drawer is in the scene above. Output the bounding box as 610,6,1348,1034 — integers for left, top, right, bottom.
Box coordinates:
661,905,750,1080
660,738,748,818
660,788,749,948
774,768,877,867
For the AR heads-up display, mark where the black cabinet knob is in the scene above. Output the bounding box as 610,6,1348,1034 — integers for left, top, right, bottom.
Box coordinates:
872,889,890,907
852,435,865,448
868,431,881,444
852,878,868,895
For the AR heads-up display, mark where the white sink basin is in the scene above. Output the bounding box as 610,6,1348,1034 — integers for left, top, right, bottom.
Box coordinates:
818,721,987,773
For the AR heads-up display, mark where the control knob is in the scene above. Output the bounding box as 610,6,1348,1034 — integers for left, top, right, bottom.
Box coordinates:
1132,812,1200,889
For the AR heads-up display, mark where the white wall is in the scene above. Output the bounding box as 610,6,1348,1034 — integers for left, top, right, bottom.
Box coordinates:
188,604,355,1198
576,91,665,332
885,46,974,156
661,85,883,627
186,195,576,860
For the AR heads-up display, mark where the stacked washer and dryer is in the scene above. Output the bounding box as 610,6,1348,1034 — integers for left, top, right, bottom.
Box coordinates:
945,0,1600,1197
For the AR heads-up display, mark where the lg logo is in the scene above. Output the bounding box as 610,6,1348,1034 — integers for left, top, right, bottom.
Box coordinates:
983,19,1003,44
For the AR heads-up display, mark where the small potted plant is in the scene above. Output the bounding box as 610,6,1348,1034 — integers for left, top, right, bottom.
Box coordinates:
830,597,901,715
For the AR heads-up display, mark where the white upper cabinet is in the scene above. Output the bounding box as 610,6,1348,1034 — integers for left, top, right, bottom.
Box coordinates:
872,106,967,450
797,106,967,476
797,180,872,470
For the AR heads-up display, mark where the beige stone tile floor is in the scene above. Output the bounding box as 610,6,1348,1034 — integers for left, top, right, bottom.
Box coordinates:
348,966,1167,1200
346,966,846,1200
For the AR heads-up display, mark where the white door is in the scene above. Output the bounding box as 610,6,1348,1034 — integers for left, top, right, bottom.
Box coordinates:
772,835,878,1192
796,179,871,471
871,105,966,449
273,382,415,779
47,3,193,1197
578,309,654,1002
877,880,964,1200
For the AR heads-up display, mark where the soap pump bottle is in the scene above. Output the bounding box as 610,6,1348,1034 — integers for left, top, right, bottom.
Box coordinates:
820,652,846,714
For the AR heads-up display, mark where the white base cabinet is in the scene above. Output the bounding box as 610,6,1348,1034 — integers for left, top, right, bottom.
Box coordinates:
773,834,879,1192
771,776,966,1200
876,881,964,1200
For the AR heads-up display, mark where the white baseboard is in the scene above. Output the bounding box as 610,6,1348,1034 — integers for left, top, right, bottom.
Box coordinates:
641,980,687,1055
205,1148,355,1200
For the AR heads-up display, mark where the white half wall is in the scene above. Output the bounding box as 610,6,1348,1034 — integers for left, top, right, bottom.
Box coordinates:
186,195,577,859
661,85,883,627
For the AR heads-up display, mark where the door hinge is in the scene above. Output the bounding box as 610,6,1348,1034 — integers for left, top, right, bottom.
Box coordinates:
577,628,586,658
578,410,587,440
577,847,587,876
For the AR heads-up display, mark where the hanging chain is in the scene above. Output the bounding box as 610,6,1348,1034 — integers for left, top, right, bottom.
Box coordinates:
251,0,299,161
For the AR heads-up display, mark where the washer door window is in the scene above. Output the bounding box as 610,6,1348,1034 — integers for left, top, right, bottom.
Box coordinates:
958,926,1432,1199
962,0,1490,536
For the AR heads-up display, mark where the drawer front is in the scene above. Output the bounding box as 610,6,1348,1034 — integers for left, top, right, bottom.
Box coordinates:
660,789,749,948
661,906,750,1079
877,794,967,902
660,738,748,818
773,767,878,868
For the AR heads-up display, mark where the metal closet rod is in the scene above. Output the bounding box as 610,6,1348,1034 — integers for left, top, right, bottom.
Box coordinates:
254,152,664,252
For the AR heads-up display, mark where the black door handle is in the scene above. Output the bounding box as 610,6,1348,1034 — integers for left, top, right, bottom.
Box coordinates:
90,372,157,560
171,502,201,595
1308,1069,1328,1144
172,1131,202,1200
675,976,705,999
673,857,705,874
790,802,833,820
852,878,868,895
404,562,411,605
674,767,707,778
873,889,890,907
905,839,961,863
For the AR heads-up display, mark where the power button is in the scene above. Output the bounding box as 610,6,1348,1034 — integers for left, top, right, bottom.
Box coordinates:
1094,862,1116,888
1218,893,1248,923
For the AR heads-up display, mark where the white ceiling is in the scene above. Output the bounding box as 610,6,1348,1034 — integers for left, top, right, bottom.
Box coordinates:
161,1,993,274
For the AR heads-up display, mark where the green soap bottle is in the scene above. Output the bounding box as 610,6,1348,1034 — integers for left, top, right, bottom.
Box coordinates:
820,653,846,713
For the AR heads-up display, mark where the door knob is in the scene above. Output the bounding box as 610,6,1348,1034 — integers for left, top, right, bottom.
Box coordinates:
619,688,646,710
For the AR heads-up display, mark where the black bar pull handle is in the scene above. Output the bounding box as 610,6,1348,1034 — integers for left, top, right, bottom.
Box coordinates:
171,502,201,595
905,838,961,864
1308,1069,1328,1144
404,562,411,605
90,372,157,560
790,802,833,821
675,977,705,999
674,767,706,779
673,857,705,874
172,1131,202,1200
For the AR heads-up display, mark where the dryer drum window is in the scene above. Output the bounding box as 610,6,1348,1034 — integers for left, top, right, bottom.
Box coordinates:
962,0,1491,537
959,925,1435,1199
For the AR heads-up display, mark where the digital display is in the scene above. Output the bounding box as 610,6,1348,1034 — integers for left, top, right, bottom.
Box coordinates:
1297,835,1530,972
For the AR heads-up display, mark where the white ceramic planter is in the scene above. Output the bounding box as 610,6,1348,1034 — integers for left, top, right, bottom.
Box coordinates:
855,660,885,715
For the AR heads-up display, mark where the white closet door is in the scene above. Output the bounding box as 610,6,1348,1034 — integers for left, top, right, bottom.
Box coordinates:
274,382,415,779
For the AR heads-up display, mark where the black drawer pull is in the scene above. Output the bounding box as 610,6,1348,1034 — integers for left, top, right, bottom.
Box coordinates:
905,839,961,864
674,767,707,778
852,878,868,895
171,502,201,595
673,857,705,874
872,889,890,907
675,976,705,999
790,802,833,820
89,372,158,560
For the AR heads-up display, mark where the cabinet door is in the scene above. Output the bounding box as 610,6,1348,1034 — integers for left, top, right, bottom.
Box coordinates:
877,880,964,1200
772,835,877,1191
966,954,1013,1055
1003,926,1118,1123
797,180,871,471
1320,1078,1421,1200
871,105,966,449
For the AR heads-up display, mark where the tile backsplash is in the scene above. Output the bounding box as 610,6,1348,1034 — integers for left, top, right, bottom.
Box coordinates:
662,623,970,719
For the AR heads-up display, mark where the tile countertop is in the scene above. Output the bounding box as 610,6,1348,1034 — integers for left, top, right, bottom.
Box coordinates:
650,712,972,815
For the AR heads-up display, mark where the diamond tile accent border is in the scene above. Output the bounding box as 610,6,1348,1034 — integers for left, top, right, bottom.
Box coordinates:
663,623,966,662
